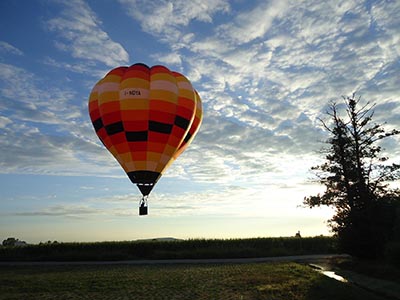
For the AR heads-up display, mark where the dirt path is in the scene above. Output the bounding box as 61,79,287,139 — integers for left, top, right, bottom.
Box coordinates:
309,261,400,300
0,253,349,266
338,269,400,299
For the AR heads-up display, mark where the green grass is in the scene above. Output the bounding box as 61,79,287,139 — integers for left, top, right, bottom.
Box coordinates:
0,236,337,261
0,262,387,300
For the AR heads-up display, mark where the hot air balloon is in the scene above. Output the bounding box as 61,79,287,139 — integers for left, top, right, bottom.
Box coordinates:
88,63,203,215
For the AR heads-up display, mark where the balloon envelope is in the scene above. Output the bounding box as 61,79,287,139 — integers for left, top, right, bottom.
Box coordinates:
88,63,203,196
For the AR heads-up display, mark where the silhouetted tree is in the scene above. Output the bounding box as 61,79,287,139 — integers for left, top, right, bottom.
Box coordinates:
304,94,400,258
2,237,27,247
2,237,17,247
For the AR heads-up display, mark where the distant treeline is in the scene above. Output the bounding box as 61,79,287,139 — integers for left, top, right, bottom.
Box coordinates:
0,236,337,262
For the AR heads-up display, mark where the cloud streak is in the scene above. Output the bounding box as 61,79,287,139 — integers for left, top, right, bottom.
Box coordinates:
120,0,230,37
0,41,23,56
0,62,120,176
46,0,129,67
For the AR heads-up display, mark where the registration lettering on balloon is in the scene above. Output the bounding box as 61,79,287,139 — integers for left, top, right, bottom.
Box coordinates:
125,90,141,96
119,88,149,99
88,63,203,215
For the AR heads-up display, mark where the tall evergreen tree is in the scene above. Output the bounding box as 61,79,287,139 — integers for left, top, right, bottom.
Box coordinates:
304,94,400,258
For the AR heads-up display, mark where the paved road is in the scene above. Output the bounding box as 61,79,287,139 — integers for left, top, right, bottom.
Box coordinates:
0,253,350,266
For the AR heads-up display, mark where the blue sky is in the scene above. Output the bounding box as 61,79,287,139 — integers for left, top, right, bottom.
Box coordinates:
1,0,399,243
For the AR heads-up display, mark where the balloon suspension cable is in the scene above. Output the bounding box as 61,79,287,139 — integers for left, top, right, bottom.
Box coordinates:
139,195,149,216
139,195,148,206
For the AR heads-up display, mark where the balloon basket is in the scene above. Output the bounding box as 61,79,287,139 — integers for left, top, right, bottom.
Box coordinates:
139,205,148,216
139,196,148,216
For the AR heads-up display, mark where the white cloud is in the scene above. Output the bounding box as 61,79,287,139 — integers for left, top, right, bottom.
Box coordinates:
0,63,76,124
0,120,119,176
0,62,120,177
120,0,230,47
120,0,229,33
0,116,12,128
47,0,129,67
191,37,234,58
152,52,182,66
0,41,23,56
217,0,289,45
371,1,400,62
151,0,400,196
42,57,107,78
12,204,105,218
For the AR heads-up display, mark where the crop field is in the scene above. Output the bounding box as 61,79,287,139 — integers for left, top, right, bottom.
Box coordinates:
0,262,387,300
0,236,337,262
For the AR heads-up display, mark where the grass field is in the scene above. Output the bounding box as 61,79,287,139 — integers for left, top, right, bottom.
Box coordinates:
0,262,388,300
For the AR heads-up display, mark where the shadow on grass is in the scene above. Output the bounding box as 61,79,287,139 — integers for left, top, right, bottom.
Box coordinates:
305,275,389,300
